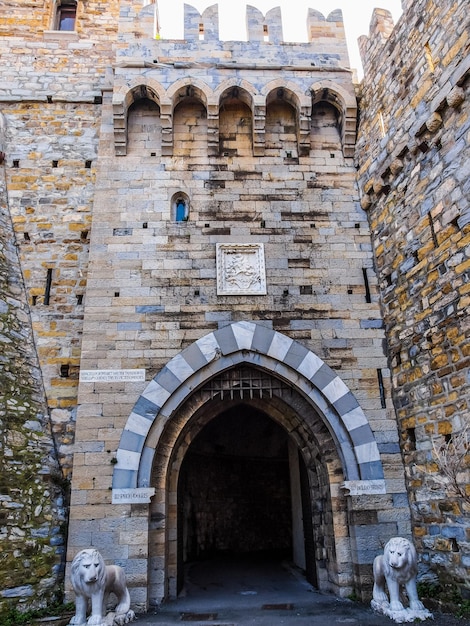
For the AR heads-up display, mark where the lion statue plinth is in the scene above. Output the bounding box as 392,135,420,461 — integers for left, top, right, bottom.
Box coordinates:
371,537,433,623
69,549,136,626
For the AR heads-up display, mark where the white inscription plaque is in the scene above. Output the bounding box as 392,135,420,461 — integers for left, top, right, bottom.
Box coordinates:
341,479,386,496
112,487,155,504
216,243,267,296
79,369,146,383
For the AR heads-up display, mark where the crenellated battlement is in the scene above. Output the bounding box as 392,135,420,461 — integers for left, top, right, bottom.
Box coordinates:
180,3,346,45
184,3,220,41
117,2,350,69
119,1,347,47
246,5,283,44
357,8,396,74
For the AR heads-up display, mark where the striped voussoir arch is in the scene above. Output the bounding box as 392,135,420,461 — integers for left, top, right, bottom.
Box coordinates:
112,321,384,491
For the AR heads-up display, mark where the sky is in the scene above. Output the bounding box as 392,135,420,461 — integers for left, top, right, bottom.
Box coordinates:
156,1,403,78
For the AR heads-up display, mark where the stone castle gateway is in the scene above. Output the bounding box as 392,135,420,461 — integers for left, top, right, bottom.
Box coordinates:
105,322,399,605
66,2,405,608
0,0,468,616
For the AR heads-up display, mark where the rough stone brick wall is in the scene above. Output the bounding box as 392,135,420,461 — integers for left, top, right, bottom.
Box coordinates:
0,116,66,614
0,0,118,476
0,0,50,37
0,0,117,613
3,100,98,475
0,0,119,38
357,0,470,599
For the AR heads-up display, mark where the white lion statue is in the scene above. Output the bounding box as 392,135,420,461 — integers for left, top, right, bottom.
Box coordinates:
371,537,432,623
69,548,135,626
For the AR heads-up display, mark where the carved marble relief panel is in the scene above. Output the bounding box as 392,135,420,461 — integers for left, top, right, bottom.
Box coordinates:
216,243,267,295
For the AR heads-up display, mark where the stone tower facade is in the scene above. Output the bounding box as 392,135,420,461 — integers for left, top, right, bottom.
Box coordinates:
0,0,467,617
357,0,470,603
66,1,404,609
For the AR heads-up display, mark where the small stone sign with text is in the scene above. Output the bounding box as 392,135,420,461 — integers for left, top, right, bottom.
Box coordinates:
79,369,146,383
112,488,155,504
341,480,386,496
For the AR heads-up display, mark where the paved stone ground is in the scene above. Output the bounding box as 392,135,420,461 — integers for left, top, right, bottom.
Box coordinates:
131,557,470,626
135,606,470,626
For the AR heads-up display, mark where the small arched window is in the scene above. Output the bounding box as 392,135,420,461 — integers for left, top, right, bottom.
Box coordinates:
55,0,77,31
176,198,186,221
172,192,190,222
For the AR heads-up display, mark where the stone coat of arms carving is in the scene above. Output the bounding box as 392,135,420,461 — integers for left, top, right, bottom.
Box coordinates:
216,243,267,295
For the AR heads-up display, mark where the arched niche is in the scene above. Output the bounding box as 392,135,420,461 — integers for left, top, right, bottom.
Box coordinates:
127,98,161,156
168,79,212,157
113,81,169,156
214,80,258,155
265,87,299,158
263,83,311,157
310,81,357,157
310,101,342,153
218,85,254,156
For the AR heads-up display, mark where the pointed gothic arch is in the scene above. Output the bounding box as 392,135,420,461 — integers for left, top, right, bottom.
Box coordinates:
113,321,384,491
112,321,389,603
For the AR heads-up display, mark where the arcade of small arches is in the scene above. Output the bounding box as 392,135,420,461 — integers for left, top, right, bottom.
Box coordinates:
112,79,357,158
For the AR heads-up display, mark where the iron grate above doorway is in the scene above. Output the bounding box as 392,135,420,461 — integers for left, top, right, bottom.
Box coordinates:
203,366,291,401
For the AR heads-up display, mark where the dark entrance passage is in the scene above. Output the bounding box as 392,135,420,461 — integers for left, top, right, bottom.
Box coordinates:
177,403,314,594
179,405,292,560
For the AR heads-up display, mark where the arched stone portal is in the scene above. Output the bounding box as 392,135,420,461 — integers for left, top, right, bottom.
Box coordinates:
154,366,350,601
112,322,404,606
